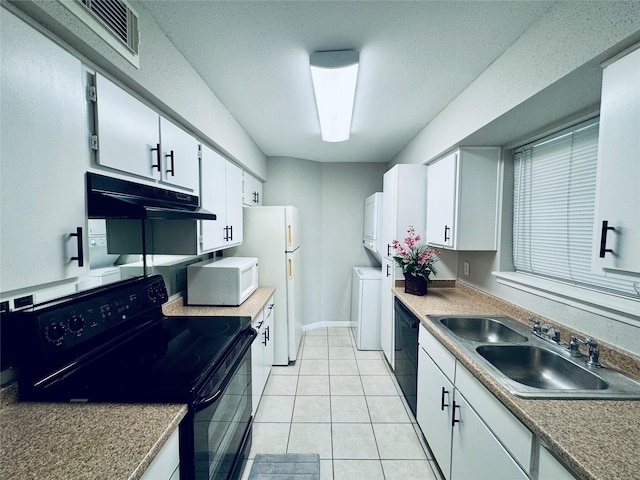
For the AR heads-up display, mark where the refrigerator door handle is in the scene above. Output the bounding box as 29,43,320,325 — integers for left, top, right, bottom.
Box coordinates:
287,224,293,247
288,258,293,279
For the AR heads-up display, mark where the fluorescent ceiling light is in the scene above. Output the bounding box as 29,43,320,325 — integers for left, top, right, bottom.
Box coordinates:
310,50,359,143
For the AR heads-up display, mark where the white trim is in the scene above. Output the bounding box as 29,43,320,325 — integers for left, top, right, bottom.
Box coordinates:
303,321,355,332
493,271,640,326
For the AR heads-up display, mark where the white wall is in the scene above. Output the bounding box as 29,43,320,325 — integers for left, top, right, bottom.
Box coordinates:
265,157,388,326
390,1,640,355
392,0,640,166
7,0,267,178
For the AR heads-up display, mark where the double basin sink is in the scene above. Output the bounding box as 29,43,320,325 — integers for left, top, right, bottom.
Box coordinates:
427,315,640,399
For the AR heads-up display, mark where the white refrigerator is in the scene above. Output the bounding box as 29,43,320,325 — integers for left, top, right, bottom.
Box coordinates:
233,206,302,365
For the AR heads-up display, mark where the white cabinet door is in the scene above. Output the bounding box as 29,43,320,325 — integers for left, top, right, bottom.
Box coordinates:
1,10,88,294
200,145,227,252
243,171,263,206
251,309,266,415
381,165,428,259
450,391,529,480
94,73,161,180
199,146,243,252
417,347,454,479
160,117,200,192
225,162,244,247
380,258,395,368
538,444,578,480
263,297,275,374
426,152,457,248
140,428,180,480
592,46,640,277
426,148,500,250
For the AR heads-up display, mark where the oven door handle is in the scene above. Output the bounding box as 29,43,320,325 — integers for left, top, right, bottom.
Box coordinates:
194,330,257,411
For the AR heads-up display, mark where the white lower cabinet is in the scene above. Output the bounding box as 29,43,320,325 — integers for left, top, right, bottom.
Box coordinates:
141,427,180,480
538,444,578,480
417,347,453,475
450,383,528,480
417,324,530,480
251,295,275,414
380,258,395,368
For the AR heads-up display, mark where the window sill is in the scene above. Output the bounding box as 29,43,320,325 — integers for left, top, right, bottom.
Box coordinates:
492,271,640,326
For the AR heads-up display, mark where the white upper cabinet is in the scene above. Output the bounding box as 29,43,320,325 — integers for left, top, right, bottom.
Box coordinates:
93,73,199,193
93,73,160,180
200,145,243,252
1,10,88,294
243,171,263,206
381,164,428,260
426,147,500,250
591,46,640,278
159,117,200,192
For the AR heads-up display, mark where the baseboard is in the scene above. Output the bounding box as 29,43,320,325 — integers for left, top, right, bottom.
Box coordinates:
303,321,356,332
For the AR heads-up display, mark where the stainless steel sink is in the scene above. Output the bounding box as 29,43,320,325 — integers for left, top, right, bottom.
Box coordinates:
426,314,640,399
476,345,608,391
440,317,528,343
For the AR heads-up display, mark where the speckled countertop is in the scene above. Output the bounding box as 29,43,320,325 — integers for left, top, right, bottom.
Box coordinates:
0,384,187,480
0,288,275,480
394,283,640,480
163,287,275,321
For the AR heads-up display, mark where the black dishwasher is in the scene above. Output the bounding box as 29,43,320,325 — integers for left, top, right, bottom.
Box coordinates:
393,297,419,417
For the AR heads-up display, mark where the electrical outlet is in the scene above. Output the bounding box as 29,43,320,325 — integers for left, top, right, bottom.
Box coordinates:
463,261,470,276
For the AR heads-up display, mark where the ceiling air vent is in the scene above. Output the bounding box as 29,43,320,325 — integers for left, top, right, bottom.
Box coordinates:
61,0,140,68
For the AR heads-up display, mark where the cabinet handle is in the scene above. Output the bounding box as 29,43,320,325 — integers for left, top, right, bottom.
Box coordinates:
166,150,175,176
440,387,449,410
256,192,260,204
265,325,270,341
386,264,391,277
444,225,451,242
262,330,268,346
598,220,616,258
452,400,460,427
228,225,233,241
387,244,392,256
150,144,161,172
70,227,84,267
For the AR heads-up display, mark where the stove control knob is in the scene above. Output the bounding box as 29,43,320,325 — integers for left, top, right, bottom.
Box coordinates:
45,323,66,343
68,315,86,334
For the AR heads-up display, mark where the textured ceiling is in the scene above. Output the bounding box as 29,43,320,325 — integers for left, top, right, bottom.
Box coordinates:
141,1,556,163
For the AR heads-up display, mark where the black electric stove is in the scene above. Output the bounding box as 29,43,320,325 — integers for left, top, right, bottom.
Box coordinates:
13,275,255,480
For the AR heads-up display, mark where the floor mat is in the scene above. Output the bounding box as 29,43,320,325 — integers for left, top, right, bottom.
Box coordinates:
248,453,320,480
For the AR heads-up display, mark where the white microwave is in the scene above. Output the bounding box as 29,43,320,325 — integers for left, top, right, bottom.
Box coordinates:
186,257,259,306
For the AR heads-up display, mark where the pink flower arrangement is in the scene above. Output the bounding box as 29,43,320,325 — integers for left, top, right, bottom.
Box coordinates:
392,226,440,282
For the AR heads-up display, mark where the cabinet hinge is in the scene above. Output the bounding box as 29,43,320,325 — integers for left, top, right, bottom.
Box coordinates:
88,86,97,102
90,135,99,151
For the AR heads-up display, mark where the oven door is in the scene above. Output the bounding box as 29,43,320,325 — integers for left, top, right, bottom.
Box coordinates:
182,329,255,480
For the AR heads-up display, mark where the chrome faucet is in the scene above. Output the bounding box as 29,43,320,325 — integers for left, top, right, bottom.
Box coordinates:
581,338,602,368
567,336,602,367
530,318,562,344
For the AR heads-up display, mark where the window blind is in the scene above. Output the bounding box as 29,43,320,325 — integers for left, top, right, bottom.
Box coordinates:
513,119,639,298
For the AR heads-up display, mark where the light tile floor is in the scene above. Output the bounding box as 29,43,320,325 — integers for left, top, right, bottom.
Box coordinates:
241,327,443,480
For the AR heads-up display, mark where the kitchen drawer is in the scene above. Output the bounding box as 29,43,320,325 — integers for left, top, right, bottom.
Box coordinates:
419,324,456,381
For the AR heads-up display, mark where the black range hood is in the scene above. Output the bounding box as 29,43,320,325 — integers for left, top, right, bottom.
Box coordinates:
87,172,216,220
